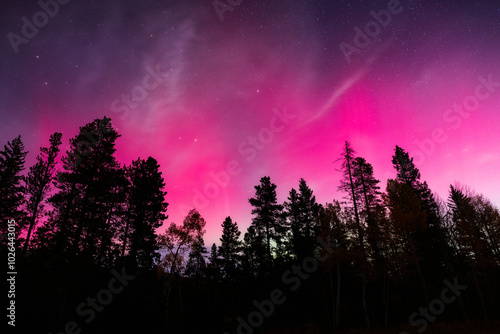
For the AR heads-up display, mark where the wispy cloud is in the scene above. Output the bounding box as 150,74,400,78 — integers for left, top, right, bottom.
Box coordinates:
308,38,394,124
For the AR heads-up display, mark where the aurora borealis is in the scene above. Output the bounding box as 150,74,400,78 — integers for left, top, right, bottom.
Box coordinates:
1,0,499,245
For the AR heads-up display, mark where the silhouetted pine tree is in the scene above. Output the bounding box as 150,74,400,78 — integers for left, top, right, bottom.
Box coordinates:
337,142,364,251
472,195,500,263
317,201,348,328
284,178,320,259
218,216,242,281
121,157,168,268
352,157,385,263
248,176,283,274
22,132,62,256
448,185,498,267
39,117,126,264
337,141,371,330
241,225,265,279
284,187,300,258
0,135,28,245
392,145,451,291
207,243,222,281
448,184,499,320
392,146,440,226
184,234,207,279
383,179,430,304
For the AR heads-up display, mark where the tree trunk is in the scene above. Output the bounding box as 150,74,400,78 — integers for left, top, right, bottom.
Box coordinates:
22,204,39,256
121,209,132,258
336,254,341,327
22,156,52,256
415,259,430,305
483,269,497,319
472,271,488,321
362,274,371,331
383,273,389,327
164,277,173,329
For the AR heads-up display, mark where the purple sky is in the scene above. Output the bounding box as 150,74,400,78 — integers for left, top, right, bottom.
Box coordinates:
1,0,499,246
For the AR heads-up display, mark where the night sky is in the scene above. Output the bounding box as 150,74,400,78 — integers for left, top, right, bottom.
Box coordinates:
1,0,499,246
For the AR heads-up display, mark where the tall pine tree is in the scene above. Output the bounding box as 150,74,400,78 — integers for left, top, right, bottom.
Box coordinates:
248,176,283,273
0,135,28,244
392,145,450,289
184,235,207,279
218,216,242,281
40,117,126,265
337,141,371,330
121,157,168,268
352,157,384,263
22,132,62,255
284,178,319,259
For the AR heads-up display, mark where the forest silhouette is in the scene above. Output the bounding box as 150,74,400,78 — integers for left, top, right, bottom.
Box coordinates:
1,116,499,333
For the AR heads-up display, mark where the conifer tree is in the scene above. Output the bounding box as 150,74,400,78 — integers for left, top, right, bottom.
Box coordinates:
337,141,370,330
0,135,28,244
218,216,242,281
207,243,222,281
241,225,264,278
284,187,300,258
392,145,440,227
352,157,384,262
448,185,497,268
317,201,347,328
121,157,168,268
248,176,283,272
22,132,62,256
391,145,450,287
40,117,126,264
337,141,364,253
383,179,430,302
185,235,207,279
208,243,219,266
284,179,320,259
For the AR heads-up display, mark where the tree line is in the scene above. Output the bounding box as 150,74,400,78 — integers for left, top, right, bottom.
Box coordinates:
0,116,498,333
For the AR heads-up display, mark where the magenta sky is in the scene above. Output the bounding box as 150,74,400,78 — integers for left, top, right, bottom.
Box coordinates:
1,0,499,246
